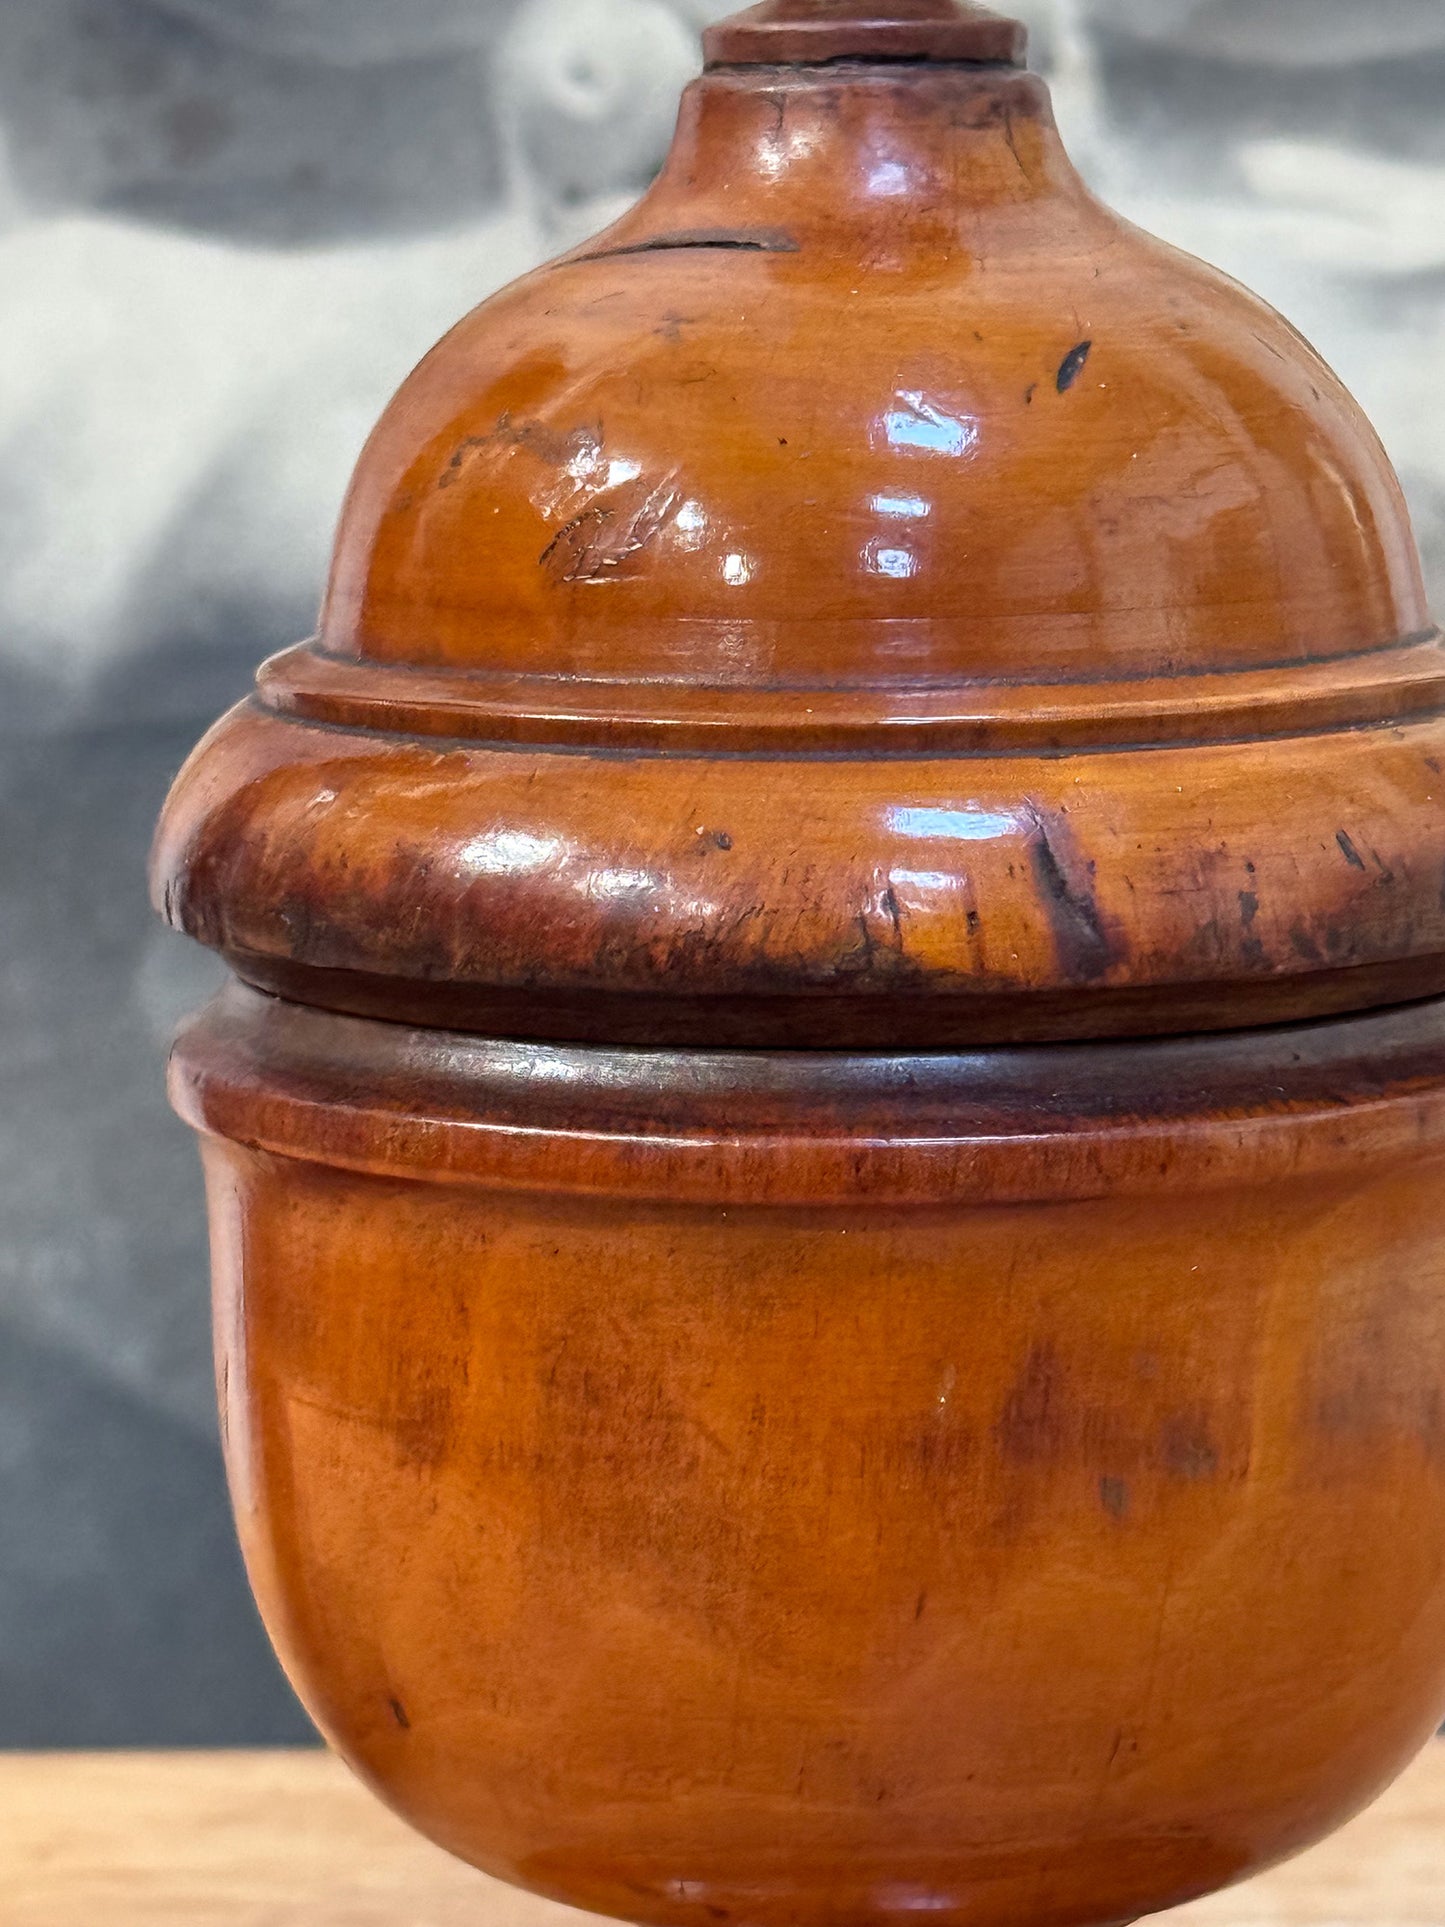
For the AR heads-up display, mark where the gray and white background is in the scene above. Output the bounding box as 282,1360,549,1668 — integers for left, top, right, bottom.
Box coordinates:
1,0,1443,1746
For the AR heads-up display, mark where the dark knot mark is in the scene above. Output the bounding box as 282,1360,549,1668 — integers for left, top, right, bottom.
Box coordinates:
388,1698,411,1731
1057,340,1093,393
995,1344,1065,1464
577,228,800,264
1336,830,1367,871
1160,1413,1220,1482
1290,925,1324,965
1027,816,1119,983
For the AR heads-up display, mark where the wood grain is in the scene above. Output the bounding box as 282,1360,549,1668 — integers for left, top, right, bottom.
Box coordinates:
152,34,1445,1050
1,1747,1441,1927
146,7,1445,1927
169,976,1445,1927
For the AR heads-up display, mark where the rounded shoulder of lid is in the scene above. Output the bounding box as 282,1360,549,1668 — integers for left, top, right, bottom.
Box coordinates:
316,63,1427,699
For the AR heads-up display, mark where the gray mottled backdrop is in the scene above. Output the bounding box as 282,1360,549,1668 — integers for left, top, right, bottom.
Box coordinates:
1,0,1442,1746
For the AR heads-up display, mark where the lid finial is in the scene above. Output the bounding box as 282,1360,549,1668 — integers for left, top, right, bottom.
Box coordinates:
704,0,1029,69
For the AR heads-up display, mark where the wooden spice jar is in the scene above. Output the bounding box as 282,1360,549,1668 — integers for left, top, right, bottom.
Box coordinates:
152,5,1445,1923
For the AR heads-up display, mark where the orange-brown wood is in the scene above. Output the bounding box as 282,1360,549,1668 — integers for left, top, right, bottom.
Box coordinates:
175,985,1445,1927
153,25,1442,1046
152,5,1445,1927
704,2,1031,68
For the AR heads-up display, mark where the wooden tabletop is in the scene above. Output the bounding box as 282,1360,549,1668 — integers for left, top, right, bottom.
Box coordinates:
1,1744,1442,1926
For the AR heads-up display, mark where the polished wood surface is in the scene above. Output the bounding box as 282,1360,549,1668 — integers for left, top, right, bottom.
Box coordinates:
171,983,1445,1927
705,2,1031,67
5,1746,1443,1926
152,2,1445,1045
151,5,1445,1927
155,691,1445,1047
322,65,1421,682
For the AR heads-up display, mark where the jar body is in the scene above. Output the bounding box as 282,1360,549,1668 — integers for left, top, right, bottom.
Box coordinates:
144,7,1445,1917
181,985,1445,1927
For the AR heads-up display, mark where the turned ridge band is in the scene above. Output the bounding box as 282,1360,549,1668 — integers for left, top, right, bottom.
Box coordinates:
704,1,1028,69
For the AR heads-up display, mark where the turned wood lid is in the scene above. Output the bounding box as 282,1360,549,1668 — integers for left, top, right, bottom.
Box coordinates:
153,2,1445,1049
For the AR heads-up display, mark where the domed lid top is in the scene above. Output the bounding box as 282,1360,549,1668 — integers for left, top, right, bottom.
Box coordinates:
153,4,1445,1050
704,0,1028,68
293,6,1429,729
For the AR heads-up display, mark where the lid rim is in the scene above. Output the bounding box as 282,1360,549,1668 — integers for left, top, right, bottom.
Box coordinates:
150,692,1445,1052
220,952,1445,1055
257,629,1445,757
169,979,1445,1203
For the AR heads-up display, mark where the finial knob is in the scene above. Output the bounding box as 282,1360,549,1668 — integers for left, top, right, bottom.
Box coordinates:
704,0,1028,68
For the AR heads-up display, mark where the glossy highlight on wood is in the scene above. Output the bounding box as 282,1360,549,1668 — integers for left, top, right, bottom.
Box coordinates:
153,25,1441,1046
153,5,1445,1926
176,984,1445,1927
